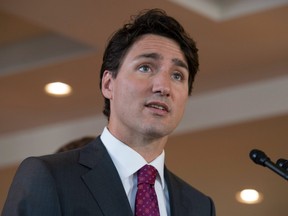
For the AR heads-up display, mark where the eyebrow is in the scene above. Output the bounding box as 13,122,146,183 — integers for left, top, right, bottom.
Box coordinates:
172,58,188,70
135,53,188,70
135,53,161,61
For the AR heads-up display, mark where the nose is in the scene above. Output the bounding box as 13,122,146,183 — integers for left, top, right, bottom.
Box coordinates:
152,72,171,96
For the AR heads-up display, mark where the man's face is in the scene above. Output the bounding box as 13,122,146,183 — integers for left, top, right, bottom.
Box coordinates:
102,34,189,140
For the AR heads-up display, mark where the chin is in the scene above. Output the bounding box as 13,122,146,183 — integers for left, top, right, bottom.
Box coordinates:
143,126,174,139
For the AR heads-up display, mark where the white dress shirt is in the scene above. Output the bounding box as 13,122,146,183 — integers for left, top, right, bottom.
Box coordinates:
100,127,170,216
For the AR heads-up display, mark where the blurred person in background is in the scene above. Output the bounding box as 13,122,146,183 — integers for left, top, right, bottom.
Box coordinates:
55,136,95,153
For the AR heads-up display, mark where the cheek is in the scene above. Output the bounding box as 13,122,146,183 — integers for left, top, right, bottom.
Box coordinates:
114,78,142,104
176,94,188,115
121,77,148,96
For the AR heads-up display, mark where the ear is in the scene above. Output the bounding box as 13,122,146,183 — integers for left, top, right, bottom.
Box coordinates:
101,70,113,99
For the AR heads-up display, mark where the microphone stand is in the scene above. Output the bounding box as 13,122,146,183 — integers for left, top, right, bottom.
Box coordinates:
249,149,288,181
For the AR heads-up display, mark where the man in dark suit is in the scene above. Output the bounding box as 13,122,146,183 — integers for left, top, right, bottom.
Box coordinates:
2,9,215,216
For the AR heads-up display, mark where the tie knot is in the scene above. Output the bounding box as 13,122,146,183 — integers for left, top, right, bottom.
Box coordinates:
137,165,157,186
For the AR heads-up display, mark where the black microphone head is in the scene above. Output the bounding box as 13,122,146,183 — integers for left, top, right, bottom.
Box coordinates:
276,158,288,171
249,149,270,166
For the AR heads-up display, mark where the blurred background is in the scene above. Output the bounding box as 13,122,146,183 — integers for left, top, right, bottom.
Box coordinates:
0,0,288,215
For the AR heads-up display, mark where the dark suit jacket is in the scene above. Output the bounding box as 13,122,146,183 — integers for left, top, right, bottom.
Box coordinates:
1,137,215,216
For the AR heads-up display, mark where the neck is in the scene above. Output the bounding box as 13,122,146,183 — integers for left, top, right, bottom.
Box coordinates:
107,126,168,163
131,139,166,163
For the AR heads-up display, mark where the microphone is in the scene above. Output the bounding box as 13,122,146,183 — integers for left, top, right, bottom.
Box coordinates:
249,149,288,181
276,159,288,171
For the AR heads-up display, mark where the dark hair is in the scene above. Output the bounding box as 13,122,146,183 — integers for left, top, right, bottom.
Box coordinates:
100,8,199,119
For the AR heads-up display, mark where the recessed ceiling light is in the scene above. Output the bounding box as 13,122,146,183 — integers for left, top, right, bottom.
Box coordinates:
236,189,263,204
45,82,72,96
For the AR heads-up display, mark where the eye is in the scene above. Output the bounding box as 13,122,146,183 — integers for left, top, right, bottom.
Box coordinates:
171,71,184,81
138,65,151,73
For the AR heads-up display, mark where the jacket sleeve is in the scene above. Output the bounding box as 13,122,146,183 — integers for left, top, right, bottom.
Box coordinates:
1,157,62,216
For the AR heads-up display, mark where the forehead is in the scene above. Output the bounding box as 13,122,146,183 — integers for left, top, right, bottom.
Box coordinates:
125,34,186,62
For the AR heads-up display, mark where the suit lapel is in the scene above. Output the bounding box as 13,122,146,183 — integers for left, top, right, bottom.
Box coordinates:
165,168,192,216
79,137,133,216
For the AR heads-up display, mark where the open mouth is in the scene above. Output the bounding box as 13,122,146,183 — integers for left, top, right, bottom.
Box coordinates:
145,102,169,112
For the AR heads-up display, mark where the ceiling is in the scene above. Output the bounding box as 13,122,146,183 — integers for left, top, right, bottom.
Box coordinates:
0,0,288,215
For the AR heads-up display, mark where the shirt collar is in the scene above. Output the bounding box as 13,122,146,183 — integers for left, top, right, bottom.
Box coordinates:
100,127,166,189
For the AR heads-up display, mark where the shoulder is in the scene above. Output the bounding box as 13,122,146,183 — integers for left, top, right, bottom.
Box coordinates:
14,150,79,185
22,147,80,168
17,136,104,176
16,138,95,176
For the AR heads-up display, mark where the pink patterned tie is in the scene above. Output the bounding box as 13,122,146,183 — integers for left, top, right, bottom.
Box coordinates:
135,165,160,216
